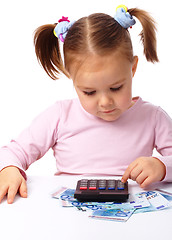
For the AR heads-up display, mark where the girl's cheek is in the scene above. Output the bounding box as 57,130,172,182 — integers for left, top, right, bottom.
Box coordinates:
83,100,96,114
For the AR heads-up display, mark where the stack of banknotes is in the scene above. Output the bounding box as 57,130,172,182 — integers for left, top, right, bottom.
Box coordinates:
52,187,172,222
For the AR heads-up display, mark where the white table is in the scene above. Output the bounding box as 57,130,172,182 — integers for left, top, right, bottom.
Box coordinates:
0,175,172,240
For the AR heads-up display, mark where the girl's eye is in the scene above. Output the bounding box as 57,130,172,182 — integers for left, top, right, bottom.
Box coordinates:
83,91,96,96
110,85,122,92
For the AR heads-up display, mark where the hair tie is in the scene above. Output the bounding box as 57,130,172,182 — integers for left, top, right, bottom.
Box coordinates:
114,5,136,29
53,16,75,42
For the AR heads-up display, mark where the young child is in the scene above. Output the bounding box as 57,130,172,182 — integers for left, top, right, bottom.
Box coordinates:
0,5,171,204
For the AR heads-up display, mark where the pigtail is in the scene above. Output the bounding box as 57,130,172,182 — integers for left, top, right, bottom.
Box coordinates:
34,24,70,80
128,8,159,63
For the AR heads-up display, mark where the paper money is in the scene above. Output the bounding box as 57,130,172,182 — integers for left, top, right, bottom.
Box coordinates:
51,186,68,199
51,188,171,221
159,192,172,202
156,189,172,197
59,188,76,201
136,191,170,210
90,208,136,222
135,191,171,214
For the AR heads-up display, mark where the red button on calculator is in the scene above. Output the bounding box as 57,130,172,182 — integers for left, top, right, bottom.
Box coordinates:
89,186,97,190
80,186,87,190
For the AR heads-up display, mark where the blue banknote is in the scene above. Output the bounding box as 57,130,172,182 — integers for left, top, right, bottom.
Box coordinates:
135,191,171,214
90,208,136,222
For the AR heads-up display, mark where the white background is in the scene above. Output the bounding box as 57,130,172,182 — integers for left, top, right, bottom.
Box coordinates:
0,0,171,175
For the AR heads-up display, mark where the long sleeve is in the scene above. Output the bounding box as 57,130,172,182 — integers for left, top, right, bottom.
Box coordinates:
0,102,61,178
154,107,172,181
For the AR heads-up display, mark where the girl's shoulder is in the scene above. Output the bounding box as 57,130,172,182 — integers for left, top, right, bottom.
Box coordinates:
131,97,172,123
55,98,79,107
54,98,83,118
31,98,79,124
54,98,80,113
133,97,158,110
122,97,159,119
131,97,163,114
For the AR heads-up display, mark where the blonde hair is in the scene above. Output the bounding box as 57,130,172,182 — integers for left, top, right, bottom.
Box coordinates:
34,8,158,80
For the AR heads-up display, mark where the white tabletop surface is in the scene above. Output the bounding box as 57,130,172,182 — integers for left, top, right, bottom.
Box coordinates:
0,175,172,240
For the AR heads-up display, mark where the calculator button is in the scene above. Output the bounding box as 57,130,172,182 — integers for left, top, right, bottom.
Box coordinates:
107,180,115,185
79,179,88,190
89,180,97,188
89,186,97,190
80,186,87,190
108,186,115,190
99,184,105,187
107,180,115,190
90,182,96,185
99,186,106,190
89,180,97,184
117,181,125,190
99,180,106,183
80,183,87,186
89,184,96,187
99,184,106,190
80,180,88,184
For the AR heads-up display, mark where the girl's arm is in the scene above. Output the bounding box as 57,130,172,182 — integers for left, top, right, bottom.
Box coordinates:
0,101,61,176
152,107,172,182
0,101,61,202
122,107,172,187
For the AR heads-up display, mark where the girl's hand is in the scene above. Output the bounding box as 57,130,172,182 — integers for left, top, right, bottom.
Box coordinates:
0,166,27,204
121,157,166,188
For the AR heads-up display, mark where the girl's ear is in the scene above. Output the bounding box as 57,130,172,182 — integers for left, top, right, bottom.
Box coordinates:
132,56,138,77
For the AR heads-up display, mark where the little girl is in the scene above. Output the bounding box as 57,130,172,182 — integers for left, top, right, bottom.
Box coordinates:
0,5,172,204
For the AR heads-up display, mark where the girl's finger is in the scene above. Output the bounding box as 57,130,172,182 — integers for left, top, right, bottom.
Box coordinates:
129,165,143,181
140,176,154,188
7,185,19,204
0,187,8,203
121,161,138,183
135,171,148,185
19,179,27,198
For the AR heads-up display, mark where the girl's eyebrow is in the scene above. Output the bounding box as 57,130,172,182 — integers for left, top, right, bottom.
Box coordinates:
77,86,95,90
110,79,125,86
77,79,125,90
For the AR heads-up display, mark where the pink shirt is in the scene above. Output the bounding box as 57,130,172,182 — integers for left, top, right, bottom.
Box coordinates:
0,97,172,181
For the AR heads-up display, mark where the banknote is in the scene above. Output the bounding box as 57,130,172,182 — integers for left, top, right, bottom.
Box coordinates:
137,191,170,209
59,188,76,201
90,208,136,222
135,191,171,214
156,189,172,198
51,186,68,199
159,192,172,202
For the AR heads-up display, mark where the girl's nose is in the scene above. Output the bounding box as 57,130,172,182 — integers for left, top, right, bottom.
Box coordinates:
99,94,113,108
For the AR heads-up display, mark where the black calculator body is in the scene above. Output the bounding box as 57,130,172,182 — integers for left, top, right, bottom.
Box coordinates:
74,179,129,202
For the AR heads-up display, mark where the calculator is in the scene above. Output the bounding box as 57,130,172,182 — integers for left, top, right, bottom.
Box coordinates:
74,179,129,202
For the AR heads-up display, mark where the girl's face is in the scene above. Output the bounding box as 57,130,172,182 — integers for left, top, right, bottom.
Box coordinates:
72,52,138,121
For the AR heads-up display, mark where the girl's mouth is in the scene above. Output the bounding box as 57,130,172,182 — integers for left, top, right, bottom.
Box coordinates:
102,109,116,114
